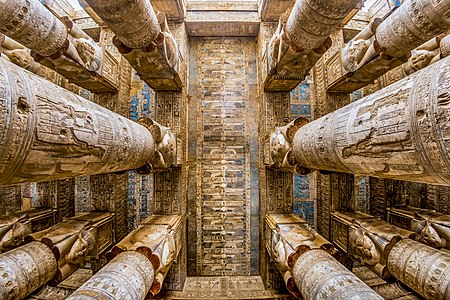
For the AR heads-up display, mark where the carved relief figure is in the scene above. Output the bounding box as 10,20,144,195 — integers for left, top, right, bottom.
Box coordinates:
412,211,450,249
0,214,31,252
349,218,414,278
342,20,381,72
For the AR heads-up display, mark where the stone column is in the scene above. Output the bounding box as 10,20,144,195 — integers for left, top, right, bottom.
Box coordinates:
0,58,158,185
82,0,160,50
265,0,360,91
293,250,383,300
0,0,67,57
376,0,450,59
285,0,360,51
67,215,181,299
0,241,57,300
266,214,383,299
387,239,450,300
66,251,155,300
293,54,450,185
83,0,181,90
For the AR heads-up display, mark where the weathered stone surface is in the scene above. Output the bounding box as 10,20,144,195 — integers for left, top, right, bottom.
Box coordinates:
293,249,383,300
84,0,182,91
293,56,450,185
0,241,57,300
0,59,159,184
266,214,335,298
0,0,118,92
332,212,414,279
388,239,450,300
388,207,450,250
26,212,115,284
108,215,182,296
66,251,155,300
264,0,360,91
153,0,186,21
0,208,56,252
330,0,450,93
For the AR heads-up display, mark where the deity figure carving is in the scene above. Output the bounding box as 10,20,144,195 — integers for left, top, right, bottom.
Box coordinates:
270,117,310,174
138,118,176,171
411,211,450,249
0,214,31,252
25,212,114,284
403,34,450,75
0,208,55,252
349,218,414,279
267,214,336,298
342,19,382,73
108,215,181,297
267,17,330,84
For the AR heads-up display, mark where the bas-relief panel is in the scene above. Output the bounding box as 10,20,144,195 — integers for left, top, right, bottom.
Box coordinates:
190,37,258,276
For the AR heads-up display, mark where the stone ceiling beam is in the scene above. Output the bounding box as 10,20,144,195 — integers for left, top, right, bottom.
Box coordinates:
292,56,450,185
264,0,362,91
329,0,450,93
0,59,175,185
185,1,260,37
83,0,182,91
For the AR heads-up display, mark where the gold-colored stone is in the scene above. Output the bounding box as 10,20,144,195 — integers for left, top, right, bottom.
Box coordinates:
83,0,182,90
0,241,57,300
0,208,56,252
26,212,115,284
387,239,450,300
293,249,383,300
264,0,360,91
66,251,155,300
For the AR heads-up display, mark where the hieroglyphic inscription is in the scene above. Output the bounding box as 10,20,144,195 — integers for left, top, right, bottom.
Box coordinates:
193,38,257,276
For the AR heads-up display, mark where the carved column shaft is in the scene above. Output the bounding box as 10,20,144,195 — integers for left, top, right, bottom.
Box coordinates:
83,0,160,49
293,250,383,299
293,55,450,185
0,58,155,185
387,239,450,300
0,241,57,300
66,251,155,300
0,0,68,57
376,0,450,59
286,0,360,50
